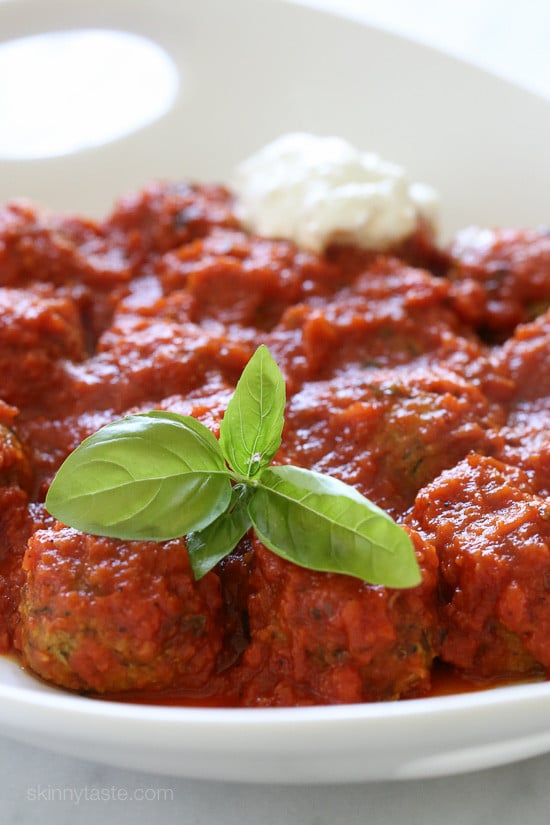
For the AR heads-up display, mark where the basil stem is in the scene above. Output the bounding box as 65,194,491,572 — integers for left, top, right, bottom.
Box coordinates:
187,484,252,579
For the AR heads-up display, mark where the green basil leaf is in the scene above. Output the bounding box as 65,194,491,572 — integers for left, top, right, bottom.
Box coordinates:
46,412,232,541
248,465,421,588
219,344,285,479
186,484,252,579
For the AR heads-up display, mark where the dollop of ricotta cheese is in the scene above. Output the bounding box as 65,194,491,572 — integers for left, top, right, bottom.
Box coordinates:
232,132,439,252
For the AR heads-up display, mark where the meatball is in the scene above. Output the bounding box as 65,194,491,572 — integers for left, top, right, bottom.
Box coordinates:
264,256,487,391
281,364,502,516
495,402,550,498
491,309,550,494
0,202,132,341
447,227,550,338
236,531,439,706
495,306,550,403
0,285,86,412
58,313,251,415
0,201,129,290
157,227,332,329
407,453,550,680
19,526,224,694
103,181,239,267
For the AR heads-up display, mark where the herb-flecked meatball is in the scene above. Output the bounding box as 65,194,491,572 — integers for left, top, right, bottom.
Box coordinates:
19,525,224,694
236,530,439,706
281,364,502,516
448,227,550,338
0,286,86,413
407,453,550,680
491,309,550,495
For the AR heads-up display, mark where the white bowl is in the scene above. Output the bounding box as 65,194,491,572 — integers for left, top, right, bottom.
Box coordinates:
1,0,550,783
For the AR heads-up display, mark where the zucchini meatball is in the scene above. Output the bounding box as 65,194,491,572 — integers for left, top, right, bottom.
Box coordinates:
281,364,501,517
448,227,550,338
407,453,550,680
490,308,550,495
0,286,86,413
19,526,223,694
237,530,439,706
265,257,484,390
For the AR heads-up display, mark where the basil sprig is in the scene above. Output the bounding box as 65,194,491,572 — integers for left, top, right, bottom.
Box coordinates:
46,346,421,587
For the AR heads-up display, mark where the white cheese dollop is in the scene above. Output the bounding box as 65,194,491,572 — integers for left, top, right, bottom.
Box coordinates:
232,132,439,253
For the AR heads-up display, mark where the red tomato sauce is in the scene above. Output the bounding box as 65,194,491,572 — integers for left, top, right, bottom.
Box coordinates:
1,184,550,706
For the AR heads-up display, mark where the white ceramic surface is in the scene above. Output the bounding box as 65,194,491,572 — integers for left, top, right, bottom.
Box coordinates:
1,0,550,784
1,657,550,782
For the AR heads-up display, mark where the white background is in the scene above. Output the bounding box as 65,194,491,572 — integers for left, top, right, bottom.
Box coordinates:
1,1,550,823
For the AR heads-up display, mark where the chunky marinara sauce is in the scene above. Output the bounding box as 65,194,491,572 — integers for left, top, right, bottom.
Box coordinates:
1,183,550,705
